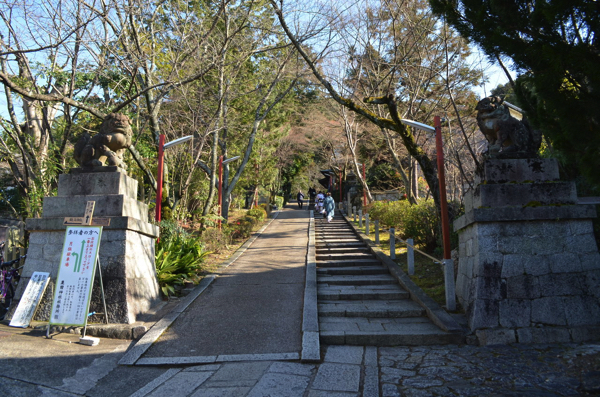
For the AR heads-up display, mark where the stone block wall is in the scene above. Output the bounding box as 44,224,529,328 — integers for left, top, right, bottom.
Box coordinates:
10,170,161,324
454,158,600,345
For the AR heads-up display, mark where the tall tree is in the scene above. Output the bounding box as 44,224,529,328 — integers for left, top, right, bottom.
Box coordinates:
270,0,484,215
0,0,229,216
429,0,600,191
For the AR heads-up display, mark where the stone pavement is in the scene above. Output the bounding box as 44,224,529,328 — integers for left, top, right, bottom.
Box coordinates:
0,205,599,396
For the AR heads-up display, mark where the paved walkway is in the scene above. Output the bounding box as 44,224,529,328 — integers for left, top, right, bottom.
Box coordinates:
0,205,599,396
139,206,308,362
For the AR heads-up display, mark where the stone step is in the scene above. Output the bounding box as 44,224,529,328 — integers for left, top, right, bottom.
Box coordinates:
318,300,425,318
317,266,389,276
315,247,369,254
317,284,409,300
316,232,358,236
316,253,375,261
318,259,382,267
319,317,463,346
318,274,397,286
316,238,362,243
315,227,355,232
315,241,366,248
315,228,356,232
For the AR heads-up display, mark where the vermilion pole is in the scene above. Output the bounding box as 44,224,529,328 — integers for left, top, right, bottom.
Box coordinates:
434,116,451,260
155,134,165,223
362,163,367,207
339,171,342,203
218,155,223,230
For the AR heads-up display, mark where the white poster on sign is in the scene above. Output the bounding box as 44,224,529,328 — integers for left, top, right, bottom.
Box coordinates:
49,226,102,327
10,271,50,328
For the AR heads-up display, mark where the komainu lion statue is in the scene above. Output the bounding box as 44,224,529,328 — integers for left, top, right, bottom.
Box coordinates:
74,113,133,171
475,96,541,159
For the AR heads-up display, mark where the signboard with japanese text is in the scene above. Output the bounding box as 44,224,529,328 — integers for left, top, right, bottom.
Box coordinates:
9,271,50,328
49,226,103,327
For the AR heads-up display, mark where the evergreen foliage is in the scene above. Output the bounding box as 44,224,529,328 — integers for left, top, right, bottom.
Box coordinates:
429,0,600,191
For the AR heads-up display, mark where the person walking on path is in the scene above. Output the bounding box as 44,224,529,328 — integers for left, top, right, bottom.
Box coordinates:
308,187,316,209
316,191,325,214
297,190,305,209
324,192,335,222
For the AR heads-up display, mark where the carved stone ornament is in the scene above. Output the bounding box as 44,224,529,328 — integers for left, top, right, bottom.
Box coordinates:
73,113,133,171
475,96,542,159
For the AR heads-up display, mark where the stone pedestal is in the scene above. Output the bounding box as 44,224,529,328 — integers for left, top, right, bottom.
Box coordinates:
454,158,600,345
11,170,161,324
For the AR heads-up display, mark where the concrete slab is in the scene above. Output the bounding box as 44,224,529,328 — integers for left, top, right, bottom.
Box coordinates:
312,363,361,392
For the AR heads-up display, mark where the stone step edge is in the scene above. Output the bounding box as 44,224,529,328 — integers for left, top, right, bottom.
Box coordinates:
320,330,464,346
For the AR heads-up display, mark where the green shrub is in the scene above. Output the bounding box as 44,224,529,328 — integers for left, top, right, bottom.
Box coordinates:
368,199,441,252
247,208,267,220
200,226,233,253
232,216,256,239
155,222,211,297
259,203,271,216
273,195,284,209
399,200,439,252
157,219,188,241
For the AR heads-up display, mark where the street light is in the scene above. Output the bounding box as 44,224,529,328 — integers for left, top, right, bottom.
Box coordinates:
400,117,455,311
218,155,241,229
155,134,193,223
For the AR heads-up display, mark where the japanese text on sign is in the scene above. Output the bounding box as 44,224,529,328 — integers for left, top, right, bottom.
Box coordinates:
49,226,103,327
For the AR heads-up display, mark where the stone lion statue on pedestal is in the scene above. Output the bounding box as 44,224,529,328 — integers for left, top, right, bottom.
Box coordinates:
74,113,133,171
476,96,542,159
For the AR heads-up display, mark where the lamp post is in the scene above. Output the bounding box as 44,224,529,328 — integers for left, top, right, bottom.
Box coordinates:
400,117,455,311
155,135,193,223
218,155,241,229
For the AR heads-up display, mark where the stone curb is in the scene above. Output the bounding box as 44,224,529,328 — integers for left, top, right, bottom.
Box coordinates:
118,210,281,365
343,215,465,336
135,352,300,366
301,211,320,362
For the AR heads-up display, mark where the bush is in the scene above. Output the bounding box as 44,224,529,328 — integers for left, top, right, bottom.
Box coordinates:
399,200,439,252
157,219,187,241
247,208,267,221
368,199,441,252
155,227,211,297
273,195,284,209
231,216,257,239
200,226,233,253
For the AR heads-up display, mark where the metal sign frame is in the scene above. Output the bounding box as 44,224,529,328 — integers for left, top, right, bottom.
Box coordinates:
46,226,108,339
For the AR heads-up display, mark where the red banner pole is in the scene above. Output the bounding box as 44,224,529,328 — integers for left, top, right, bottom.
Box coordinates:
155,134,165,223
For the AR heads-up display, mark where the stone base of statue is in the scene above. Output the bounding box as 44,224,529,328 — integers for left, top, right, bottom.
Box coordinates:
454,158,600,345
10,169,161,324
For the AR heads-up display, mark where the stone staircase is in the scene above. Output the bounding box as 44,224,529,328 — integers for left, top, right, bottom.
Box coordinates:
314,213,464,346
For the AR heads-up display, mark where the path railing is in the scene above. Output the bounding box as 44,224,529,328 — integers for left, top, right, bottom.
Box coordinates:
351,210,456,311
388,228,456,311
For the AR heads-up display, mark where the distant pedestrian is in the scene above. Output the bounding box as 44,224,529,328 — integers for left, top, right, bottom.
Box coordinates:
324,192,335,222
316,191,325,213
297,190,304,209
308,187,316,209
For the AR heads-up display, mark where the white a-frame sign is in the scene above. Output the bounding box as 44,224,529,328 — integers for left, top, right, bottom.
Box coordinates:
49,226,102,327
